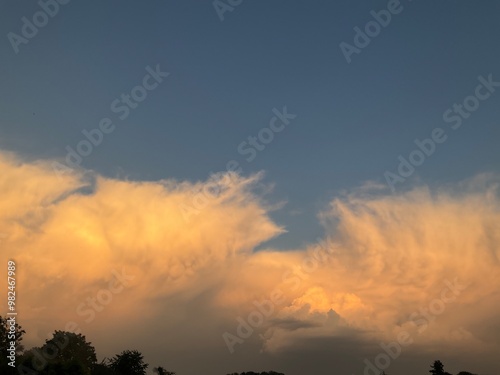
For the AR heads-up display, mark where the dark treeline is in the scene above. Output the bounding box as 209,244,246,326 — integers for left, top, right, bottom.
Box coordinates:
0,316,174,375
0,316,285,375
0,316,481,375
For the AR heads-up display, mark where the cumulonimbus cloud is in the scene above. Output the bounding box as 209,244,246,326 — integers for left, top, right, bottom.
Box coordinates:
254,177,500,354
1,150,499,361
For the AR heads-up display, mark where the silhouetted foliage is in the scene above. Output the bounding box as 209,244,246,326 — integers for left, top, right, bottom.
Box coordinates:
0,315,25,374
0,315,25,354
430,360,452,375
92,359,116,375
42,359,89,375
15,330,96,375
110,349,148,375
154,365,176,375
44,331,97,372
16,348,40,374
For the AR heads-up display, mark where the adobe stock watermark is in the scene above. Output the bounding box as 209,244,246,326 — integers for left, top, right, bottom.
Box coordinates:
339,0,412,64
362,278,468,375
7,0,71,55
179,106,297,222
51,64,169,179
23,268,135,375
75,268,135,323
384,73,500,192
222,238,336,353
237,107,297,162
213,0,243,21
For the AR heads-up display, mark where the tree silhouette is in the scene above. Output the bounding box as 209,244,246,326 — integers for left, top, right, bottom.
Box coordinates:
110,349,148,375
43,359,89,375
0,315,25,355
40,330,97,374
92,358,116,375
154,365,176,375
430,360,452,375
0,315,25,373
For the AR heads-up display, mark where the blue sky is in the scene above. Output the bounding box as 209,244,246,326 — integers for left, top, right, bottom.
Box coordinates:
2,1,500,250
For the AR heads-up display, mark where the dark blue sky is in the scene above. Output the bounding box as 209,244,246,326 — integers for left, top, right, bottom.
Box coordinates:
1,0,499,249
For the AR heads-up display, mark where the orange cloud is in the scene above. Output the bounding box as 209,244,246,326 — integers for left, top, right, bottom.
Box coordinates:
1,150,499,360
